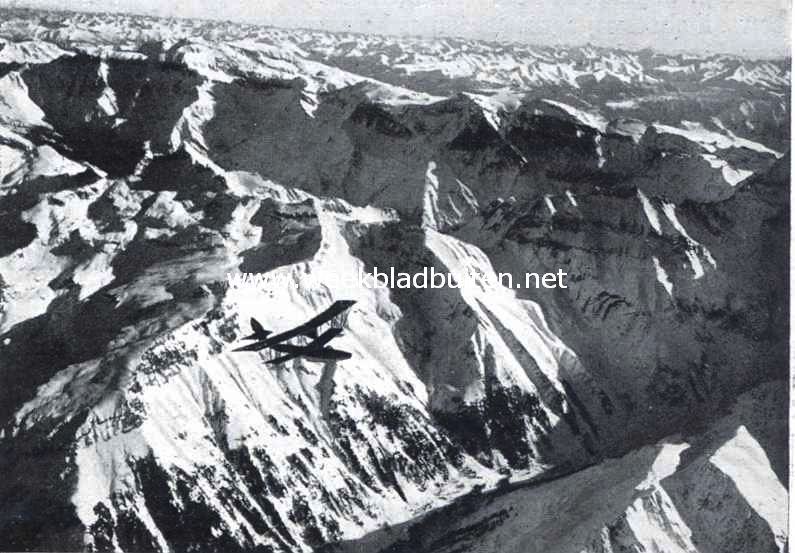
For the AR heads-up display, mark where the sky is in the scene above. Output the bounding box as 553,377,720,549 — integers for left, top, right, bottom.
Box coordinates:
8,0,792,58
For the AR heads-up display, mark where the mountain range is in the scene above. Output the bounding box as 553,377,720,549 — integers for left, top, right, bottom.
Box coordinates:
0,7,789,553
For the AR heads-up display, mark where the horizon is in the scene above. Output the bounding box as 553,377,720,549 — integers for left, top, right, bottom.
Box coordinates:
5,0,792,60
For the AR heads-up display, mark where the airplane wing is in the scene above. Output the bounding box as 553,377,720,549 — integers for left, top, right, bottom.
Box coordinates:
303,300,356,328
254,301,354,348
270,328,343,354
233,340,271,352
234,326,342,353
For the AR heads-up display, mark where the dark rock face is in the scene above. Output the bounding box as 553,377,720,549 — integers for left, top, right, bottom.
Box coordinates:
22,55,202,176
0,7,788,553
452,154,789,454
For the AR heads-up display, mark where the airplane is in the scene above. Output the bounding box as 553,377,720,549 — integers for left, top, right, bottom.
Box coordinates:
233,300,355,364
234,300,355,352
266,327,353,365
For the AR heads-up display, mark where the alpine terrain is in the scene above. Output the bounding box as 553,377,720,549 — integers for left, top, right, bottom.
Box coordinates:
0,7,789,553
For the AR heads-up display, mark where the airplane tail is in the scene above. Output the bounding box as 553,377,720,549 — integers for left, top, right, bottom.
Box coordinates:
241,317,271,341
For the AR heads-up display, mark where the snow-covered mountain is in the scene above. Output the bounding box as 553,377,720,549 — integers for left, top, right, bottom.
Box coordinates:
0,7,789,553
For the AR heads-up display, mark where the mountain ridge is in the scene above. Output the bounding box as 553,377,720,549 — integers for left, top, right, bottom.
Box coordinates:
3,5,792,62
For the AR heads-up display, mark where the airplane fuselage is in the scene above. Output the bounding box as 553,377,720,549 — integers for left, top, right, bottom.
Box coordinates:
270,341,352,361
304,350,353,362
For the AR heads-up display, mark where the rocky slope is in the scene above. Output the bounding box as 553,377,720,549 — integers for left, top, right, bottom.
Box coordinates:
0,7,789,553
323,382,788,553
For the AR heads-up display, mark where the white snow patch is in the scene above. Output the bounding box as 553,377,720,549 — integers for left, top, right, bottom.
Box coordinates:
700,154,753,186
654,121,782,158
170,80,216,153
652,256,674,297
422,160,441,229
455,179,479,213
29,145,86,178
605,98,639,109
565,190,578,207
96,61,119,117
710,426,788,549
637,190,662,234
636,441,688,491
543,195,557,215
594,133,605,168
541,99,608,132
0,71,49,127
661,201,716,278
0,144,27,185
622,488,698,553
